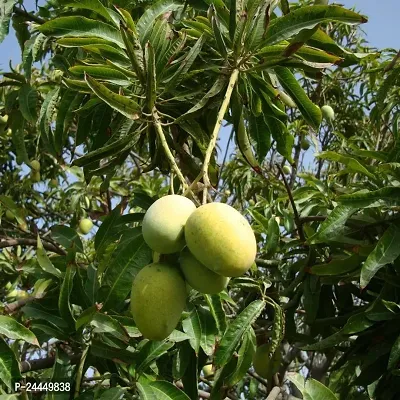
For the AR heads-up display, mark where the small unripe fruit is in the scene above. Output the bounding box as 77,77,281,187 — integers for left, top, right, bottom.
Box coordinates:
321,105,335,121
185,202,257,277
5,210,15,221
253,344,281,379
142,195,196,254
30,170,41,182
131,262,187,340
30,160,40,171
203,364,214,378
50,178,58,187
179,247,229,294
224,189,231,197
249,199,255,206
79,218,93,234
282,165,292,175
0,115,9,124
301,139,310,150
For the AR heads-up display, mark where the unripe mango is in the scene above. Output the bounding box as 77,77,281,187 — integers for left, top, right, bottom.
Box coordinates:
142,195,196,254
282,165,292,175
30,170,41,182
203,364,214,378
131,262,187,340
30,160,40,171
185,203,257,277
79,218,93,234
253,344,281,379
321,105,335,121
301,139,310,150
179,247,229,294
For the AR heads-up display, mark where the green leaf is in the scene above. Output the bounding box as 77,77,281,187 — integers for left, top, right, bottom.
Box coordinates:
0,0,17,44
10,110,29,165
18,84,38,122
165,35,205,91
85,74,140,120
38,16,123,47
198,306,218,356
0,337,22,390
360,224,400,288
100,233,152,310
0,316,39,346
182,307,201,354
263,5,367,46
274,66,321,130
58,265,76,328
308,206,356,244
266,217,280,256
248,112,270,163
135,341,174,375
36,236,62,278
311,254,362,276
137,0,183,44
204,294,227,334
265,115,294,162
215,300,265,366
22,303,69,329
98,388,127,400
69,65,130,84
91,313,130,343
317,151,375,179
51,225,84,253
65,0,115,24
389,335,400,370
137,381,191,400
338,187,400,208
226,327,256,386
288,372,338,400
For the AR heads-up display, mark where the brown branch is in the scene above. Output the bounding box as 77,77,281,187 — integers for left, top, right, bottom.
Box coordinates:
13,6,45,24
0,237,66,255
247,369,269,387
175,381,211,399
4,296,35,315
276,164,305,242
20,354,81,373
384,50,400,72
266,387,281,400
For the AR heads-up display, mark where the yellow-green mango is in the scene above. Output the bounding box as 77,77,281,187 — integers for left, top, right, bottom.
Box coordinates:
179,247,229,294
142,195,196,254
30,160,41,171
131,262,187,340
321,105,335,121
79,218,93,234
185,202,257,277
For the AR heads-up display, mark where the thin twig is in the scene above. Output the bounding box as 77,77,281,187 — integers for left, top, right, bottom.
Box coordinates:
13,6,45,24
20,354,81,373
276,164,305,242
384,50,400,72
0,237,66,255
201,69,239,204
74,346,89,398
152,109,188,192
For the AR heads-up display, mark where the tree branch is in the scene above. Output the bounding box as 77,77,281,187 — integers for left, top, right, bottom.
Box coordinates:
13,6,46,24
0,237,66,255
266,387,281,400
276,164,305,242
20,354,81,373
